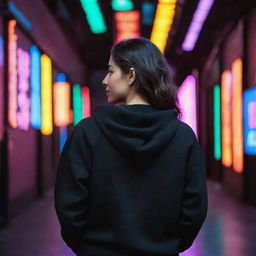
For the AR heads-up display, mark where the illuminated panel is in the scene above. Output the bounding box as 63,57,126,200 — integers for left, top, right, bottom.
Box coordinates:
231,58,243,173
73,84,83,125
150,0,177,53
53,82,70,127
142,2,156,25
59,126,68,153
114,11,140,43
111,0,133,11
41,54,53,135
30,45,41,129
182,0,214,51
17,48,30,130
213,84,221,160
243,87,256,155
56,73,66,82
80,0,107,34
8,19,18,128
81,86,91,118
177,75,198,138
221,70,232,167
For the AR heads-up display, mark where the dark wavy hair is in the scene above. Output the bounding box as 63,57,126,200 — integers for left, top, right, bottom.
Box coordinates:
110,37,181,117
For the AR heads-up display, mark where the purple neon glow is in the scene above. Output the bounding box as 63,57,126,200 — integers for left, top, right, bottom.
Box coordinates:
177,75,198,138
17,47,30,131
248,102,256,129
182,0,214,51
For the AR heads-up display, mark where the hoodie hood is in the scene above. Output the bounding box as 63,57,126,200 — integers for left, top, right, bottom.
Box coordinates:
92,103,180,160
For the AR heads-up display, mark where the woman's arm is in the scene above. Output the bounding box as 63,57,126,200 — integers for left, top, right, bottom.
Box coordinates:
54,120,91,253
176,138,208,252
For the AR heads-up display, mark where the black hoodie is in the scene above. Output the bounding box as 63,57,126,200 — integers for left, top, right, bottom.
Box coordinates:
54,103,208,256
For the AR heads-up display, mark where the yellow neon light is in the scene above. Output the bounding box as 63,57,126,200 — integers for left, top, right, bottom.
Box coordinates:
231,58,243,173
150,0,177,53
221,70,232,167
41,54,53,135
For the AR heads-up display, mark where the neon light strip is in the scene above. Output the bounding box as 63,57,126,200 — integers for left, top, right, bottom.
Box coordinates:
56,73,66,82
150,0,178,53
213,84,221,160
41,54,53,135
182,0,214,51
221,70,232,167
177,75,198,138
59,126,67,153
8,19,18,128
8,2,32,31
17,48,30,130
111,0,133,11
142,2,156,26
53,82,70,127
82,86,91,118
243,87,256,155
80,0,107,34
30,45,41,129
114,11,140,43
231,58,243,173
73,84,83,125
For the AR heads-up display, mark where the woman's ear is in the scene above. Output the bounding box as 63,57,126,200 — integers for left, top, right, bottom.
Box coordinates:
128,68,136,85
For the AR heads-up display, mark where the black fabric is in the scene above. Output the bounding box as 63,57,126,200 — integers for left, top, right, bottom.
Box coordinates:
54,103,208,256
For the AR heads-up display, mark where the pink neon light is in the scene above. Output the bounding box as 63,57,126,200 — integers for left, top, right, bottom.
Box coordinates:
8,20,18,128
17,48,30,130
248,102,256,129
182,0,214,51
177,75,198,138
82,86,91,118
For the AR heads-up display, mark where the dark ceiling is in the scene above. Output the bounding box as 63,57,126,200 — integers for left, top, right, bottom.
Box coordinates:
43,0,256,85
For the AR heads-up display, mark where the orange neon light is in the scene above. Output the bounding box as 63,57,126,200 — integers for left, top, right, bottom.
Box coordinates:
231,58,243,173
221,70,232,167
53,82,71,127
114,11,140,43
8,19,18,128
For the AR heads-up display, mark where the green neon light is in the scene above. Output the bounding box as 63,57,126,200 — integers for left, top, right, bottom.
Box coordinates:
111,0,133,11
73,84,83,125
213,84,221,160
80,0,107,34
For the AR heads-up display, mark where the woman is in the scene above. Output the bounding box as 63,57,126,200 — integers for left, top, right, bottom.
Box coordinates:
54,37,208,256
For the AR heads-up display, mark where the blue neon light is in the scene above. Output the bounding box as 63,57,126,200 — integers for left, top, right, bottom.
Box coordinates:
8,2,32,31
56,73,67,82
59,126,68,152
243,86,256,155
30,45,41,129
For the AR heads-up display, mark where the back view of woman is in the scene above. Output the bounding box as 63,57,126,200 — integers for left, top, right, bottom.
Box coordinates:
54,37,208,256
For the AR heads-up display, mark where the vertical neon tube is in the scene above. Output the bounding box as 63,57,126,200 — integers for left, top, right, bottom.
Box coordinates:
231,58,243,173
221,70,232,167
41,54,53,135
59,126,68,153
53,82,70,127
8,19,18,128
243,87,256,155
73,84,83,125
17,48,30,130
177,75,198,138
81,86,91,118
213,84,221,160
30,45,41,129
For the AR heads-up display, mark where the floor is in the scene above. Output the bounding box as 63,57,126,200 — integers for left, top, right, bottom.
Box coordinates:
0,180,256,256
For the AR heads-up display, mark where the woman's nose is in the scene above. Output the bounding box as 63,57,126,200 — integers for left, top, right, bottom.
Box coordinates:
102,76,108,88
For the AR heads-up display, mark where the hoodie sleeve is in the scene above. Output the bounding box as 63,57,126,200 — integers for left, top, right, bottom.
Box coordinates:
176,136,208,252
54,120,91,253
